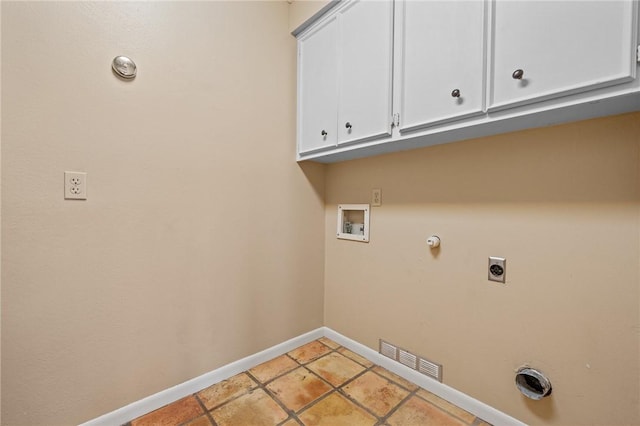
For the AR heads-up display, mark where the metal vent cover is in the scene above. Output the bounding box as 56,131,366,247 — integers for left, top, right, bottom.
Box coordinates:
379,338,443,383
418,356,443,382
379,339,398,360
398,348,418,369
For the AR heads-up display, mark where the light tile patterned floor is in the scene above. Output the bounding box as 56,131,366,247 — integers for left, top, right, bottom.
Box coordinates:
128,337,492,426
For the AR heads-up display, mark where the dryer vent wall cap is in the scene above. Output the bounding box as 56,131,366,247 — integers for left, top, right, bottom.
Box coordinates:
515,367,552,400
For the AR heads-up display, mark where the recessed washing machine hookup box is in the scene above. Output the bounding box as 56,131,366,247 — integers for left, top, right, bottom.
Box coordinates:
337,204,370,242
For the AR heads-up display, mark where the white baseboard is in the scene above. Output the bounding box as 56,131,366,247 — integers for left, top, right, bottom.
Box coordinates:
323,327,526,426
80,326,524,426
79,328,324,426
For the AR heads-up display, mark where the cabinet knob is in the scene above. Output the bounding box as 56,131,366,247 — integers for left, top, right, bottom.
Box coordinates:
512,69,524,80
345,122,352,129
451,89,461,98
321,130,327,136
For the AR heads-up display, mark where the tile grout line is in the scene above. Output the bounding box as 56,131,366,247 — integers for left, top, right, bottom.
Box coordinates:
294,342,385,423
284,341,359,418
471,417,482,426
411,387,480,425
293,387,338,419
336,363,374,389
290,366,338,415
192,393,218,426
258,348,330,388
281,414,305,426
368,367,420,394
335,386,383,423
194,375,262,413
247,340,339,422
245,369,300,423
471,417,489,426
378,387,420,425
336,363,418,425
260,351,315,386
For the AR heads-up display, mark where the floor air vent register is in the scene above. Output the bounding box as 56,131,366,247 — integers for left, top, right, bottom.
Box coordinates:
379,339,443,382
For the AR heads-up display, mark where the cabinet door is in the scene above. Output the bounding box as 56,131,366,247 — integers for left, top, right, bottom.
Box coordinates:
490,0,637,111
399,0,486,133
338,0,394,145
298,17,339,154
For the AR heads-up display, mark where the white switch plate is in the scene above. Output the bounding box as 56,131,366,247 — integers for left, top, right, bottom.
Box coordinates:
64,171,87,200
372,188,381,206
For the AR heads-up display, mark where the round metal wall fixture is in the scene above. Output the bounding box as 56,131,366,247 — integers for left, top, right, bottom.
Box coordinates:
515,367,552,400
112,56,137,79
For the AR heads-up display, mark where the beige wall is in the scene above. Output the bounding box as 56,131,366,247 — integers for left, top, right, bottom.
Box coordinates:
1,2,325,425
324,112,640,425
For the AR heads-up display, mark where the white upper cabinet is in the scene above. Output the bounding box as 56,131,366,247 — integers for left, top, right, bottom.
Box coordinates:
296,0,394,156
398,0,487,133
338,0,394,145
489,0,637,111
295,0,640,162
298,17,339,154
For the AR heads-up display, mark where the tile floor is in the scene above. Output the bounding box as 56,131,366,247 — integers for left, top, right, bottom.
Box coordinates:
128,337,492,426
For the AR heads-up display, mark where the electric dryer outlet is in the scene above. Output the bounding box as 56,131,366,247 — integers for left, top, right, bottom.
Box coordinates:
488,257,506,283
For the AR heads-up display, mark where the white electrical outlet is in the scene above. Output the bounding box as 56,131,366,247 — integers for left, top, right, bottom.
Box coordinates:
64,171,87,200
372,188,381,206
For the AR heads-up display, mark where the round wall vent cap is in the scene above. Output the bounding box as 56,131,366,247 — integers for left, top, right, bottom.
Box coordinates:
515,367,552,400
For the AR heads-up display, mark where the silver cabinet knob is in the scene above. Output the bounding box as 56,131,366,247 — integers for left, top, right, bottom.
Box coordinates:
451,89,461,98
321,130,327,136
345,122,352,129
512,69,524,80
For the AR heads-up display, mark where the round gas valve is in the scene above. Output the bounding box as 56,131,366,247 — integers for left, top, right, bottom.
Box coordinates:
427,235,441,248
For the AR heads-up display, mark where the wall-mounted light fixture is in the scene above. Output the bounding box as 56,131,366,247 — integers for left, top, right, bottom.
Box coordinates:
111,56,137,79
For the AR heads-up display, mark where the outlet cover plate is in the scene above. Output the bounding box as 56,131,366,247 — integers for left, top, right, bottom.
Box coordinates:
488,256,506,283
372,189,381,206
64,171,87,200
